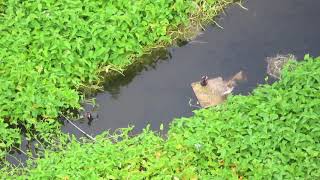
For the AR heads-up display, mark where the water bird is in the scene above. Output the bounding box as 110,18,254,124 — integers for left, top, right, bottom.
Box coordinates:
200,75,208,86
85,112,94,122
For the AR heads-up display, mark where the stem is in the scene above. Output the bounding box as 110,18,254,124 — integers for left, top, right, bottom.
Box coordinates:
61,114,96,142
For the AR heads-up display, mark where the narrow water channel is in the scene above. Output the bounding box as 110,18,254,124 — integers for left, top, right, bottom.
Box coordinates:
61,0,320,137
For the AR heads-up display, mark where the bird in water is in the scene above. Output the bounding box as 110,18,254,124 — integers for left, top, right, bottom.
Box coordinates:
85,111,94,125
200,75,208,86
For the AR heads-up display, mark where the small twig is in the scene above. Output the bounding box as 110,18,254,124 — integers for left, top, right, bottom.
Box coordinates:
236,2,248,11
189,40,208,44
213,21,224,29
61,114,96,142
26,129,45,149
13,146,36,160
197,31,204,36
199,23,206,31
6,154,25,168
188,98,202,109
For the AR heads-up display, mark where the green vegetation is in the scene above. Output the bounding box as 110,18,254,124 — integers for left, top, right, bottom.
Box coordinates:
3,56,320,179
2,0,319,178
0,0,231,159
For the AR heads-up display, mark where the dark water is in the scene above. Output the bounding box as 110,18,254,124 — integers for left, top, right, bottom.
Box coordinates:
61,0,320,138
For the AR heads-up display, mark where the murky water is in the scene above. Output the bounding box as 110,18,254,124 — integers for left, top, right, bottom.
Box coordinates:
60,0,320,138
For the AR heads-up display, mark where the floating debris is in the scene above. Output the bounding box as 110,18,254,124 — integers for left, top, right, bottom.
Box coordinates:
266,54,297,79
191,71,246,108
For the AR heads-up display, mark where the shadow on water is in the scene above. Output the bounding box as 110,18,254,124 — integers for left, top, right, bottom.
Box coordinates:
7,0,320,164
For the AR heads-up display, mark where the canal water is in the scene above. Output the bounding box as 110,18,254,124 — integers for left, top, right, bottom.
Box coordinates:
61,0,320,138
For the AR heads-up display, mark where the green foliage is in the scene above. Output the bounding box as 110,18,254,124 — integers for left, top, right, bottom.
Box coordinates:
3,56,320,179
0,119,20,158
0,0,230,158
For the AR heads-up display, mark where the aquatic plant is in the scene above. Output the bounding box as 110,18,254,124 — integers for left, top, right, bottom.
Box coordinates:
3,56,320,179
0,0,231,159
